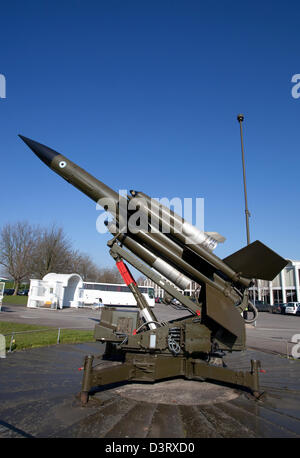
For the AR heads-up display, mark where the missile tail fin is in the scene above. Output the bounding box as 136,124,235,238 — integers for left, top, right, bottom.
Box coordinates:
204,232,226,244
223,240,289,281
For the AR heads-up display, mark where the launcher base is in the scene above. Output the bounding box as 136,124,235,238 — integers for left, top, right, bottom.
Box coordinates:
80,351,261,405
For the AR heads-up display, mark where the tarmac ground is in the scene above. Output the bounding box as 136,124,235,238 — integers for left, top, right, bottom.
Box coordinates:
0,303,300,438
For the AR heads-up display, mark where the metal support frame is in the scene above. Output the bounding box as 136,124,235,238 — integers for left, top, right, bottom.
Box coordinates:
79,239,262,405
109,242,202,316
80,352,261,404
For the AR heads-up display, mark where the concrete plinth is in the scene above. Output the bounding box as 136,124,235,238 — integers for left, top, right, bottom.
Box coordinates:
114,379,240,405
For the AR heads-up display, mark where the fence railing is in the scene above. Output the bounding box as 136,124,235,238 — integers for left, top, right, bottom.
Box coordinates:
3,326,93,353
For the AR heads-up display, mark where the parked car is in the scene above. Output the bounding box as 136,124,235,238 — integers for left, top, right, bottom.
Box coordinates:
284,302,300,315
272,303,287,314
254,300,272,313
4,288,14,295
17,289,29,296
171,298,181,305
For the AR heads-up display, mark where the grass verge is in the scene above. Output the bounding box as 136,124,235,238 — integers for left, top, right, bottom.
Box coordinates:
2,296,28,305
0,321,94,351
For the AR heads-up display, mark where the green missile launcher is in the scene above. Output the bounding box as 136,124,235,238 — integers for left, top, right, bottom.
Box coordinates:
19,134,288,404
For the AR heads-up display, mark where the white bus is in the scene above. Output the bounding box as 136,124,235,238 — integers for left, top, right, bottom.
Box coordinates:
82,282,155,308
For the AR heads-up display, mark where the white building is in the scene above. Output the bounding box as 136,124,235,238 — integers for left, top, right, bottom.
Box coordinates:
144,260,300,305
27,273,84,309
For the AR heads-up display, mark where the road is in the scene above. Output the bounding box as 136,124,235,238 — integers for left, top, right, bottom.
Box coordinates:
0,304,101,329
246,313,300,357
0,302,191,330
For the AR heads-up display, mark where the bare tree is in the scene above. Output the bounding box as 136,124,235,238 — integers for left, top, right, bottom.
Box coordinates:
68,253,123,283
0,221,127,290
96,267,122,283
0,222,37,295
31,225,73,278
70,251,102,281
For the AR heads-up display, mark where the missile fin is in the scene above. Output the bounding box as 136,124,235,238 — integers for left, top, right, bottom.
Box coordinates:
204,232,226,244
223,240,289,281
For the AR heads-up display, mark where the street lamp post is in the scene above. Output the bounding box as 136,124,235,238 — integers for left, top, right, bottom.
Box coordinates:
237,114,255,322
237,114,251,246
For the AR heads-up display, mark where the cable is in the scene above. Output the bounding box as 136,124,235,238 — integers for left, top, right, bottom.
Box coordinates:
135,320,162,333
244,300,259,324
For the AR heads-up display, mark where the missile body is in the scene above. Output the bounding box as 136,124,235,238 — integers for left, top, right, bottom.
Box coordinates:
129,223,221,291
130,189,222,251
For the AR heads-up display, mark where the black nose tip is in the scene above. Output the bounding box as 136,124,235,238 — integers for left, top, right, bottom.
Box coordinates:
19,135,60,167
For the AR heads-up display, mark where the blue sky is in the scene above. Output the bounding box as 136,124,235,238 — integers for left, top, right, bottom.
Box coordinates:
0,0,299,269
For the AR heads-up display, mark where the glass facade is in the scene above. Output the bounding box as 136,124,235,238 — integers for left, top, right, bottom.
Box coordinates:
272,289,283,304
286,289,297,302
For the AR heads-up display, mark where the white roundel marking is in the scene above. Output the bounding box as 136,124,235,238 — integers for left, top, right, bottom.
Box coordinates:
59,161,67,168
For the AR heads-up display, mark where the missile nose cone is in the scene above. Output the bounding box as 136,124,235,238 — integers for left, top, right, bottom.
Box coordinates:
19,135,60,167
